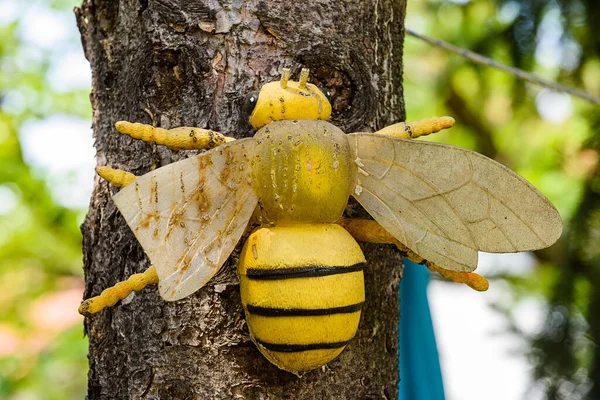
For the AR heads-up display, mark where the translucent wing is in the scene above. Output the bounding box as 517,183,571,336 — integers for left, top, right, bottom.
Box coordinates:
113,139,258,300
349,133,562,272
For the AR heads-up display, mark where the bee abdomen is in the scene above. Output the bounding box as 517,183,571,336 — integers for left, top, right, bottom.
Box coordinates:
245,290,364,355
238,224,366,375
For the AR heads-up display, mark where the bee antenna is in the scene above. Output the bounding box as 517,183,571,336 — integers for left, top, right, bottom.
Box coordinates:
281,68,291,89
298,68,310,89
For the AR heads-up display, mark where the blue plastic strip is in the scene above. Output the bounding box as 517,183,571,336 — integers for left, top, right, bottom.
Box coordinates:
398,259,445,400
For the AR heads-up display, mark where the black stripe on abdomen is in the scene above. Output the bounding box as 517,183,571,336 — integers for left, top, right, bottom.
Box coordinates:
245,262,365,280
256,339,351,353
246,302,363,317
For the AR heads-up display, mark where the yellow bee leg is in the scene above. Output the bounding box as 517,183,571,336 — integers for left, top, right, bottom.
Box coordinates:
79,265,159,315
374,116,455,139
97,125,234,188
115,121,235,151
337,217,489,291
396,247,489,291
422,261,489,292
96,166,137,188
337,217,400,244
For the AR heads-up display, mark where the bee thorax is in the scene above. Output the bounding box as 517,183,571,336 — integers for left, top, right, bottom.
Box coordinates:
252,120,354,224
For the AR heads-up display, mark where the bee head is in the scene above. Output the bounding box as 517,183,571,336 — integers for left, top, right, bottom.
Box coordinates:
247,68,332,129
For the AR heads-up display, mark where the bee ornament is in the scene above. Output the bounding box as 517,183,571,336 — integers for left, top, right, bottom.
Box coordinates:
81,68,562,375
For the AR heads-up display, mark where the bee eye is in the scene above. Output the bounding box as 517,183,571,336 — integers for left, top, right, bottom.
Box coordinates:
319,87,332,102
244,91,260,117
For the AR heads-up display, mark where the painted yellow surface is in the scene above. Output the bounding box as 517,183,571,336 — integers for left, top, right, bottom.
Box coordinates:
252,120,354,224
115,121,234,150
246,313,361,344
248,80,331,129
257,347,346,376
425,262,489,292
239,224,365,373
374,116,455,139
78,266,159,315
239,273,365,309
239,224,365,271
96,166,137,188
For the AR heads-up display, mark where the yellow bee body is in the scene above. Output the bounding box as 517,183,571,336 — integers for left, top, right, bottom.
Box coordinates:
252,120,354,224
241,120,364,374
82,68,563,376
239,224,365,373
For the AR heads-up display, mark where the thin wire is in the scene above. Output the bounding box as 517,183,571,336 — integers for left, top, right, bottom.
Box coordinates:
406,28,600,106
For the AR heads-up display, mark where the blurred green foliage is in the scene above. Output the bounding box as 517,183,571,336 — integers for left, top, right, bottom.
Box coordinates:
0,1,89,399
405,0,600,399
1,0,599,399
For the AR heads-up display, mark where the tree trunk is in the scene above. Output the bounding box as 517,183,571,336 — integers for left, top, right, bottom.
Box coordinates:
77,0,406,398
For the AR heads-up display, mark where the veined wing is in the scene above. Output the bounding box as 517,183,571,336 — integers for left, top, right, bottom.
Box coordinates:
349,133,562,272
113,138,258,300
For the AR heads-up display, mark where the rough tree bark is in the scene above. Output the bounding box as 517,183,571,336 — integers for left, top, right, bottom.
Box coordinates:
77,0,406,398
